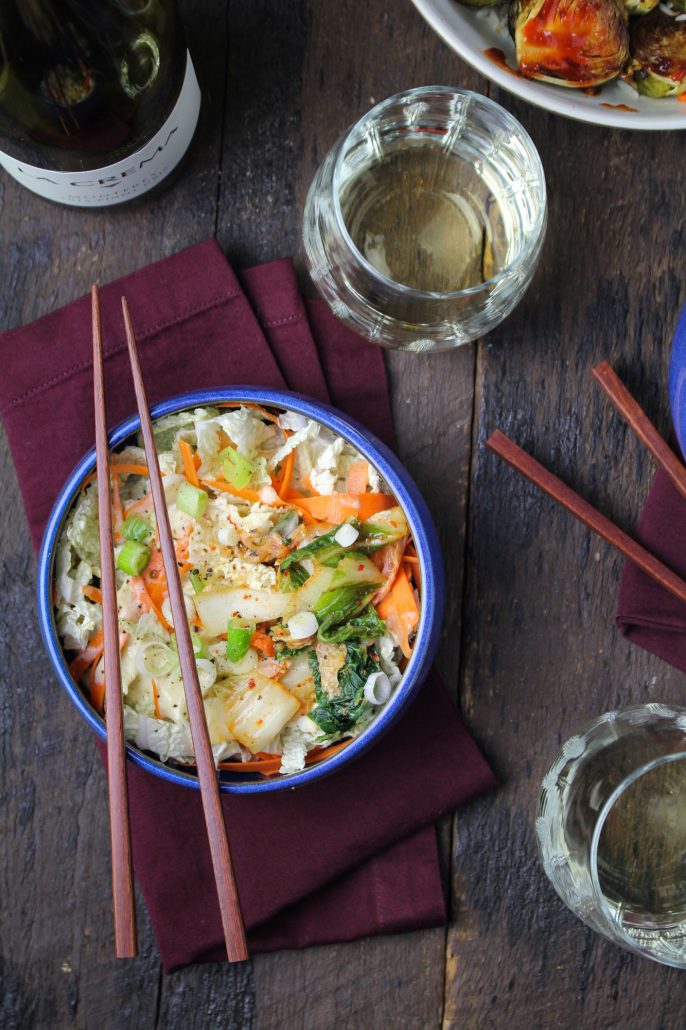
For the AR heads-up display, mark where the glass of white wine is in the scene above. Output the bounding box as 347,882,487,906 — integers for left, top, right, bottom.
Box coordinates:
537,704,686,967
302,86,547,352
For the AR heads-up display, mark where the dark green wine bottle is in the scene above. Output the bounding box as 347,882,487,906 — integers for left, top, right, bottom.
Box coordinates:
0,0,200,207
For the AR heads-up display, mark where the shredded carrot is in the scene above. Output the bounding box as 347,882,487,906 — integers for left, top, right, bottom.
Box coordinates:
296,492,394,523
109,463,150,477
111,474,124,537
217,401,282,426
68,629,129,686
347,462,369,494
250,629,275,657
82,631,128,713
152,678,162,719
81,585,103,604
146,580,167,611
177,562,193,578
219,755,283,775
402,542,421,592
377,565,419,659
124,492,153,517
218,739,351,776
203,478,262,504
276,449,295,499
178,439,200,488
305,739,350,764
203,476,317,524
69,630,104,681
89,661,105,714
131,576,172,631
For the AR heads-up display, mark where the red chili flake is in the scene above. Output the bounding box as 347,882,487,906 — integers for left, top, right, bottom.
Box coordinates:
357,564,365,571
248,679,256,689
256,718,264,727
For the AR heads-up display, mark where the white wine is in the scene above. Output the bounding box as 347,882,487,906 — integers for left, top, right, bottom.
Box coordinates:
597,758,686,943
0,0,200,207
340,147,509,293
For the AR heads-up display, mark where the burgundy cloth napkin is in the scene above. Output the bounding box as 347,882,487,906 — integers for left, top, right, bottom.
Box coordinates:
616,467,686,672
0,240,496,971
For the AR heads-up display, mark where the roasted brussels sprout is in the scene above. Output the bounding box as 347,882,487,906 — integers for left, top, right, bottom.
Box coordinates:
623,0,659,14
624,10,686,96
511,0,630,87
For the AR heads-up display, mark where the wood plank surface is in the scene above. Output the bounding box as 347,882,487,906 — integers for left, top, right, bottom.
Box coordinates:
442,93,686,1028
2,0,686,1028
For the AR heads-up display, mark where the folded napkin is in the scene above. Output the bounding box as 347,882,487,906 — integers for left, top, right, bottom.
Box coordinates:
0,240,496,971
616,467,686,672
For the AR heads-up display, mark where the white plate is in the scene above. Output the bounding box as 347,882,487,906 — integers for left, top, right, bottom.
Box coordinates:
411,0,686,130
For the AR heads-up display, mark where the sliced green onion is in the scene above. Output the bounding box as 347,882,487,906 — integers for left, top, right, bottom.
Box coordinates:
176,482,208,519
136,641,178,678
189,571,205,594
220,446,255,489
116,540,150,576
122,515,152,543
226,619,254,662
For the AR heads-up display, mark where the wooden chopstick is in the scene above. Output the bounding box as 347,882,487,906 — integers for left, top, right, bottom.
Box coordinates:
120,297,248,963
91,285,137,958
486,429,686,607
591,361,686,504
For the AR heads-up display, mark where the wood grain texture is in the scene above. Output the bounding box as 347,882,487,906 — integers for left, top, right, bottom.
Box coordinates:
3,0,686,1027
443,92,686,1028
252,3,482,1027
0,0,257,1024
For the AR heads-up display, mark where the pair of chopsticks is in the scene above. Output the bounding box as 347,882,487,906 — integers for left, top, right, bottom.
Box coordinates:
92,286,247,962
487,361,686,608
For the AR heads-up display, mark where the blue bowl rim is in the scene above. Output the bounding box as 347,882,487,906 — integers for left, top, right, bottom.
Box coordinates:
37,387,445,794
669,304,686,462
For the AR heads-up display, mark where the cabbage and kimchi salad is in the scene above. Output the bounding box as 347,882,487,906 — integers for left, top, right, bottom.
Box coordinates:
55,404,421,776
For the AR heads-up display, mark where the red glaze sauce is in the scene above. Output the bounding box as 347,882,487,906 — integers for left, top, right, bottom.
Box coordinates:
599,102,638,111
484,47,522,77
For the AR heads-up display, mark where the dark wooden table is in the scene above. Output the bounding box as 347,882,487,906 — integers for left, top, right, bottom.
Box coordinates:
3,2,686,1027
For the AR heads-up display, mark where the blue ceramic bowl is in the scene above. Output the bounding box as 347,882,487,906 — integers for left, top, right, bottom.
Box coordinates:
670,306,686,458
37,388,444,794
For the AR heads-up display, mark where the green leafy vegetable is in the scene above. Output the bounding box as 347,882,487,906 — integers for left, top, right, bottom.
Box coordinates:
312,583,380,637
122,515,152,543
274,511,300,542
318,604,386,643
278,561,310,593
280,521,362,571
147,408,219,452
356,507,409,552
309,644,375,734
331,552,380,588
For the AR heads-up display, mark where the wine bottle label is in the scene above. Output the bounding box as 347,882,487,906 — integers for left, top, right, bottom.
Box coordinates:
0,53,201,207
